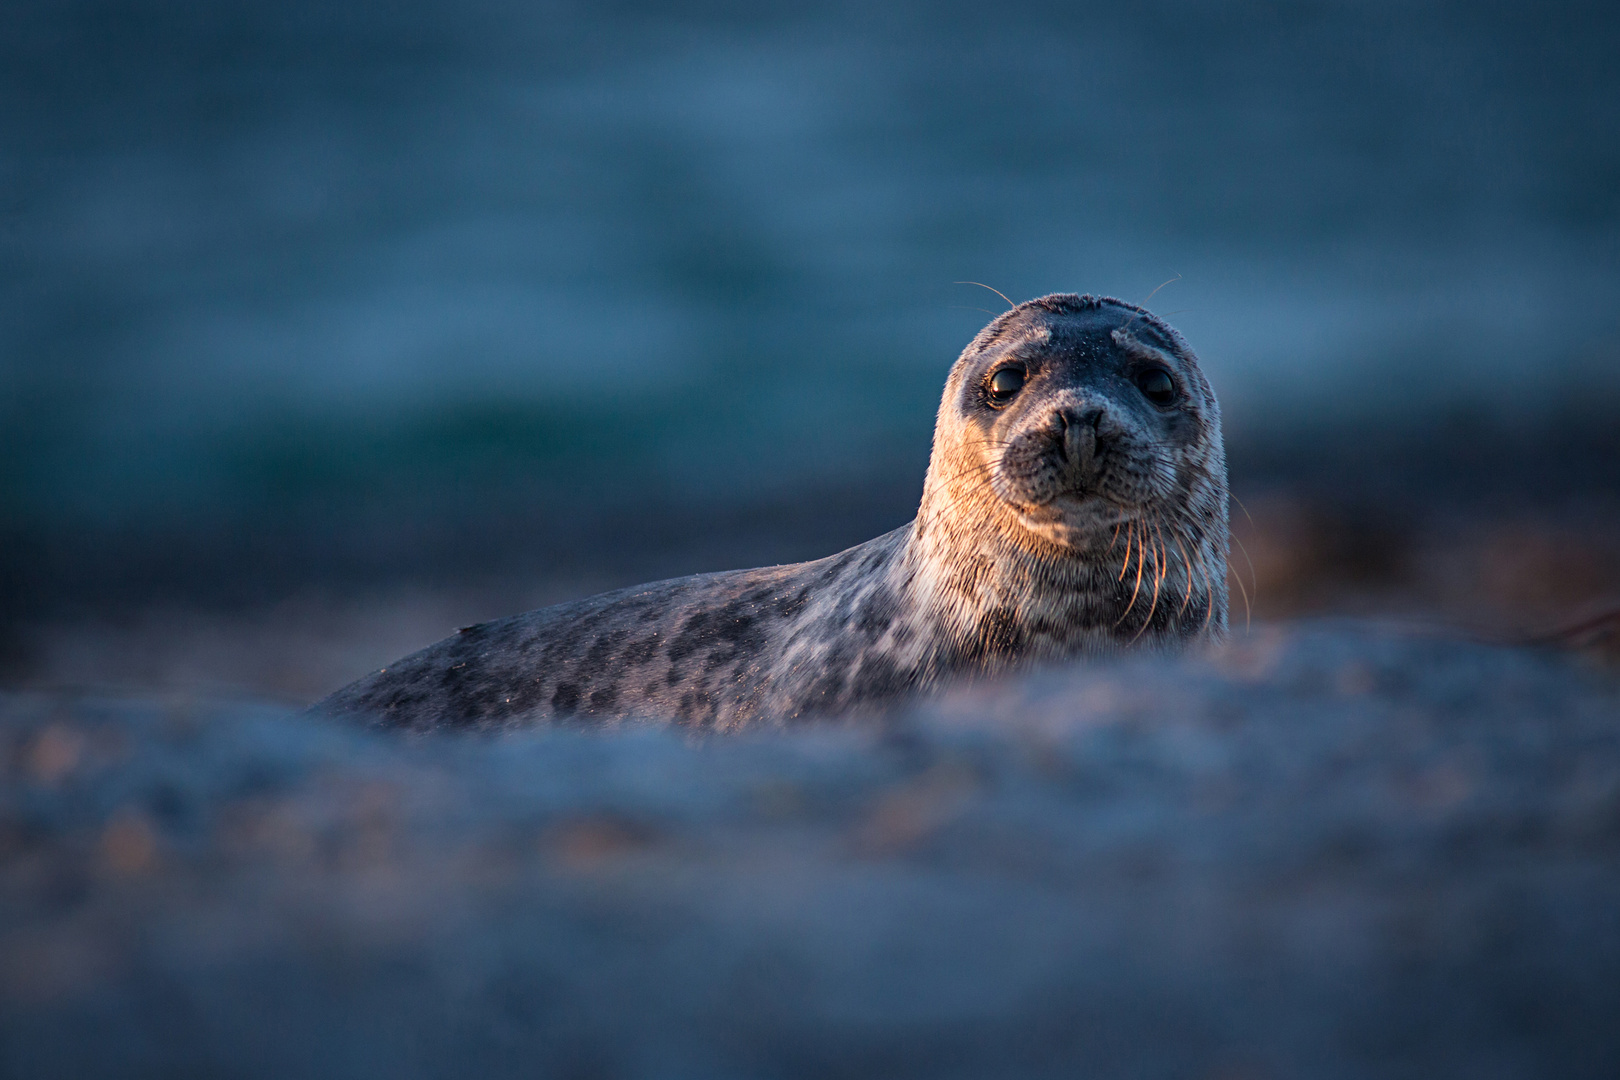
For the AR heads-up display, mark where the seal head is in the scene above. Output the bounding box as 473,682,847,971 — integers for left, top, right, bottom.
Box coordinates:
312,294,1227,731
910,293,1228,661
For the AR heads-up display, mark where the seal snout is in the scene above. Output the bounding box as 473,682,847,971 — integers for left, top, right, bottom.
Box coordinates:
1057,405,1105,487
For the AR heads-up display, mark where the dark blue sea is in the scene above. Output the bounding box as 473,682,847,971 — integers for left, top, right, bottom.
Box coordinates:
2,0,1617,634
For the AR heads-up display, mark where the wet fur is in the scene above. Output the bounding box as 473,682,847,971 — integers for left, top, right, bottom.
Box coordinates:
313,294,1228,732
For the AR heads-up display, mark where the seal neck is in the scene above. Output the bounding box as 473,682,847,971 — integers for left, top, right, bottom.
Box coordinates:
902,465,1222,663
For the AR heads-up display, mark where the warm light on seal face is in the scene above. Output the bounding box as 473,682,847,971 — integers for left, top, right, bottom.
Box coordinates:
313,292,1228,732
933,302,1223,556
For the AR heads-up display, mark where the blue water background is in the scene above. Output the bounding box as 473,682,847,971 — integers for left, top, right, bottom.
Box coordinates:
3,0,1617,534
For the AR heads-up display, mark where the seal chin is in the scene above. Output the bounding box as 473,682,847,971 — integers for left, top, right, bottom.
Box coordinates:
1014,517,1093,550
1007,492,1124,551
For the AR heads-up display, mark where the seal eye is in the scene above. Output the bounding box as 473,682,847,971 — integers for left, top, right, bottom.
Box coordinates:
1136,368,1176,406
987,366,1025,404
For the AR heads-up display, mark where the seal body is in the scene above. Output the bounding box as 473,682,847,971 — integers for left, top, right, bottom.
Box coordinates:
314,294,1228,731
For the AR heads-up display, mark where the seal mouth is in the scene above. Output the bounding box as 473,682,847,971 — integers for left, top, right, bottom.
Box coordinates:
988,430,1140,548
1004,489,1139,551
990,405,1134,515
991,413,1182,534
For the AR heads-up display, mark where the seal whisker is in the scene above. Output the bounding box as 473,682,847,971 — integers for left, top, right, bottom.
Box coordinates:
1171,530,1196,618
1230,491,1259,530
1154,516,1172,592
1228,494,1262,612
1229,531,1258,628
1112,276,1183,341
1201,533,1221,633
1116,522,1149,627
930,458,1001,486
1128,518,1170,644
919,483,1004,525
1137,274,1182,312
931,457,999,481
1163,504,1219,634
954,280,1017,310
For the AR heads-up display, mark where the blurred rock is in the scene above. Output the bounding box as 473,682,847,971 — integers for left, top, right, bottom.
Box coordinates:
2,623,1618,1078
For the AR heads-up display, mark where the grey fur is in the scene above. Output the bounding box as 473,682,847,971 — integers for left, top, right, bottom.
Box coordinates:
312,294,1228,732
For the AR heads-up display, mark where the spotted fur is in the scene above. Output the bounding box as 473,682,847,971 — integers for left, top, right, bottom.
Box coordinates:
312,295,1228,732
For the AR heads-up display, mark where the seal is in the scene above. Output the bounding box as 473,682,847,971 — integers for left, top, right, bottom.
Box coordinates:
312,294,1229,731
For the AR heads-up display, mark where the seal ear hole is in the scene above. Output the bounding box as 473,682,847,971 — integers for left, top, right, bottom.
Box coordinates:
986,365,1026,406
1135,367,1177,406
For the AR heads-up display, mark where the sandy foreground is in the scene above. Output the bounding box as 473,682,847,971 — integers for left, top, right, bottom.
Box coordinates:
2,622,1618,1078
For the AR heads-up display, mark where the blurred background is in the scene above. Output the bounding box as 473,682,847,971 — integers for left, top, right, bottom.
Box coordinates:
2,0,1617,701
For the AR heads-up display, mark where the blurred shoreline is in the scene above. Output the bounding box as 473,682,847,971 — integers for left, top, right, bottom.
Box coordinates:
5,410,1617,702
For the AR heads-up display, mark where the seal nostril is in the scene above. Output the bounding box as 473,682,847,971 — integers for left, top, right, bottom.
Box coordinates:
1059,409,1101,478
1056,407,1105,462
